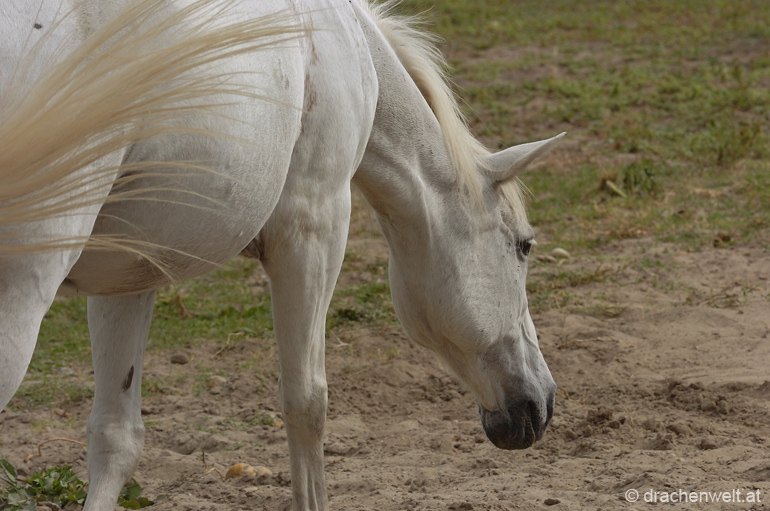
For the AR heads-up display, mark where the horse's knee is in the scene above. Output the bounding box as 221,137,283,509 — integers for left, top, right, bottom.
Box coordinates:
83,416,144,511
282,382,328,435
87,414,145,474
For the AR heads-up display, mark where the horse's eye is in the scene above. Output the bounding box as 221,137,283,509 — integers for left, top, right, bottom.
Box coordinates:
518,239,534,257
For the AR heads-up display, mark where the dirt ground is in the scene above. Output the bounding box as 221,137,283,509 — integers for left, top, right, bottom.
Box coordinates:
2,201,769,510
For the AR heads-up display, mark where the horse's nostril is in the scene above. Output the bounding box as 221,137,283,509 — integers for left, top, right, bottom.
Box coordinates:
545,395,554,426
525,399,551,441
526,400,539,427
481,393,554,449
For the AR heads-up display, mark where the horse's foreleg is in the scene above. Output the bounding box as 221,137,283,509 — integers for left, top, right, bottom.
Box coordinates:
84,290,155,511
261,192,351,511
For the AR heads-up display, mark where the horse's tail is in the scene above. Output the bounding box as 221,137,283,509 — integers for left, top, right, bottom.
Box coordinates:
0,0,304,255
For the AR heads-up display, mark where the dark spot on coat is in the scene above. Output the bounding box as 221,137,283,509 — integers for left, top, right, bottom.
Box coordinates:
307,33,319,66
122,366,134,392
304,73,317,113
34,23,43,29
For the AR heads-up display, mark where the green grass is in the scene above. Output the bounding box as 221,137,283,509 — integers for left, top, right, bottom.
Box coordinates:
27,259,272,374
389,0,770,253
36,299,90,373
327,280,397,331
400,0,770,51
10,380,93,411
150,259,274,349
0,458,159,510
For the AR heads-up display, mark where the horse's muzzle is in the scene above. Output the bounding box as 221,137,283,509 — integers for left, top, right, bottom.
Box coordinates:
479,390,555,450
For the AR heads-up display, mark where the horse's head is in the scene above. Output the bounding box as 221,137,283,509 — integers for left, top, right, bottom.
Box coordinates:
386,134,563,450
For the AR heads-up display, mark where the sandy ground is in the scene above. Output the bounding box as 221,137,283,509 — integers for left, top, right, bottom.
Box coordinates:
2,217,769,510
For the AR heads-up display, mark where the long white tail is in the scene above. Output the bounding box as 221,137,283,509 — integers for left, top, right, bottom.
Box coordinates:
0,0,304,254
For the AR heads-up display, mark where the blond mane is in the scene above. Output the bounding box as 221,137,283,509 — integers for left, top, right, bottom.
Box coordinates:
361,1,528,219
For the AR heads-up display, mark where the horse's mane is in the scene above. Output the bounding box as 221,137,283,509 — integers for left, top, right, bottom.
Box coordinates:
362,1,528,220
0,0,304,255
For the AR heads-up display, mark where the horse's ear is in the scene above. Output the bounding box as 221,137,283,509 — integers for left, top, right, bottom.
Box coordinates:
483,132,566,182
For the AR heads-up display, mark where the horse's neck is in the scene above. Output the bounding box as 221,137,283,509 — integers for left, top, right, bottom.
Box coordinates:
354,25,456,250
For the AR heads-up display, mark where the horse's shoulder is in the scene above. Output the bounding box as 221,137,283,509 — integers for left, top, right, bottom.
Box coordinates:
300,0,377,105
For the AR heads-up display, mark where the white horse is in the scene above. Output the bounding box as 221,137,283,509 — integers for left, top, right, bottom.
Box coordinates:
0,0,562,509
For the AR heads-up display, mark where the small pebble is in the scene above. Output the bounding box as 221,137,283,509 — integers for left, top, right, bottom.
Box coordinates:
253,466,273,477
170,353,189,365
551,248,571,259
641,418,661,431
225,463,257,480
544,497,561,506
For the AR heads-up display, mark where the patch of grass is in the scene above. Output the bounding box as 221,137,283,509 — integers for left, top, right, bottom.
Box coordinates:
150,260,273,350
620,160,659,197
686,283,760,309
118,480,161,509
578,304,627,319
343,250,364,264
142,374,186,399
0,459,87,510
400,0,770,52
219,411,279,431
527,262,635,313
375,346,402,362
327,280,397,331
34,298,90,375
9,379,93,411
535,264,628,290
365,257,388,276
387,0,770,253
0,458,160,511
